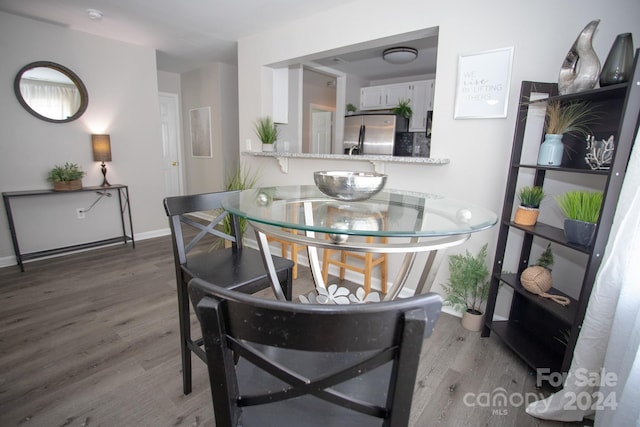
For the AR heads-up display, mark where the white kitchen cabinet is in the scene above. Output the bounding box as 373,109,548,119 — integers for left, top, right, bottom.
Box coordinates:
408,80,434,132
272,67,289,124
384,83,412,107
360,83,412,110
360,86,386,109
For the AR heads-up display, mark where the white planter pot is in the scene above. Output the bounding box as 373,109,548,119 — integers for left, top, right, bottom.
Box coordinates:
262,143,275,152
461,310,484,332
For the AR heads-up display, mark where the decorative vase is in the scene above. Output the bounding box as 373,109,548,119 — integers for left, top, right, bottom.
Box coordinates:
558,20,601,95
537,134,564,166
461,310,484,332
513,206,540,226
262,143,275,152
600,33,634,87
564,218,597,247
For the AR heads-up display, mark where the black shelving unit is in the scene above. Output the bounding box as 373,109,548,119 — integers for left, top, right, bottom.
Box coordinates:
482,50,640,375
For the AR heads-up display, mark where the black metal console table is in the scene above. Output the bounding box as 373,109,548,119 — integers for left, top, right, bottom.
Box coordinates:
2,184,134,271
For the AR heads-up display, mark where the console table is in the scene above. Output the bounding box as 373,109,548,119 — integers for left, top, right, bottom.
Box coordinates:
2,184,134,271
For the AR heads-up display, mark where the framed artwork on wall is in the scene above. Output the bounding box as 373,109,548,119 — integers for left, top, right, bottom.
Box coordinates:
454,47,514,119
189,107,212,157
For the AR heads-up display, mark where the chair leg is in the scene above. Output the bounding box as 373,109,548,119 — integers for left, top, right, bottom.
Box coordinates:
291,242,299,280
280,268,293,301
177,278,193,395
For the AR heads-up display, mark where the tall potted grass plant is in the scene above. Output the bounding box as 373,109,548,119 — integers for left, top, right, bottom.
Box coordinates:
556,190,603,247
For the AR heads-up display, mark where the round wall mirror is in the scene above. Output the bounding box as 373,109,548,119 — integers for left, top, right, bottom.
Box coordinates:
14,61,89,123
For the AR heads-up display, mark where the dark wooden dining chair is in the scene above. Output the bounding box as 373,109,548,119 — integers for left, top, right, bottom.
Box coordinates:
163,191,294,395
188,277,443,427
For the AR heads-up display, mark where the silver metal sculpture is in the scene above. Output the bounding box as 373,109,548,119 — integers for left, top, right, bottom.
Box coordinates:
585,135,615,170
558,20,601,95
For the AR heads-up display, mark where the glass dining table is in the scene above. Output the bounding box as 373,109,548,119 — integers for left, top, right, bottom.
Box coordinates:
222,185,497,302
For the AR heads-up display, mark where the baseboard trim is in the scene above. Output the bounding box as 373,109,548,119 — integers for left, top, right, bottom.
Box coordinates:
0,228,171,269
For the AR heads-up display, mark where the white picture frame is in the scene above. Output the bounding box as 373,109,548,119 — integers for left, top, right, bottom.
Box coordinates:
454,47,514,119
189,107,212,157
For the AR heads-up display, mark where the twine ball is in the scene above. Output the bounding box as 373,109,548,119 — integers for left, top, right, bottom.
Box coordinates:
520,266,552,294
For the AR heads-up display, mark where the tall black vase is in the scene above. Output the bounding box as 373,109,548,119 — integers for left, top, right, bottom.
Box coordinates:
600,33,634,87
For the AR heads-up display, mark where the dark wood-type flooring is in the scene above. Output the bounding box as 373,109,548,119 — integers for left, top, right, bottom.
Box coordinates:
0,236,592,426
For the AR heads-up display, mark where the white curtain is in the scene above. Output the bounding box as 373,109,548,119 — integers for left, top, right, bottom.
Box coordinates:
20,79,80,120
526,126,640,425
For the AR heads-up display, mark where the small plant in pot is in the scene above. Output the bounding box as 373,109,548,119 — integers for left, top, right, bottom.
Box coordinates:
538,100,598,166
47,162,85,191
441,244,490,332
514,186,544,226
556,190,603,247
346,103,357,114
254,116,279,152
391,99,412,120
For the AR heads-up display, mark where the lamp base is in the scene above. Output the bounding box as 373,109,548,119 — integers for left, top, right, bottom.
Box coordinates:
100,162,111,187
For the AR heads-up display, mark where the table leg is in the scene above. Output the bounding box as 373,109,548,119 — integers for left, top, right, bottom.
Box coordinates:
302,201,327,292
254,229,287,301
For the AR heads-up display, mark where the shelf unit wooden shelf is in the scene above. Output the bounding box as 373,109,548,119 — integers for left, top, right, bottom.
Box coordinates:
482,50,640,375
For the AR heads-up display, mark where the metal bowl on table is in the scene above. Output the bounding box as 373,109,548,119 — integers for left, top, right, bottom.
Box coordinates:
313,170,387,201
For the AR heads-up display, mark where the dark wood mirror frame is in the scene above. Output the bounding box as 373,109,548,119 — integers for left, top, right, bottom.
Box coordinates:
13,61,89,124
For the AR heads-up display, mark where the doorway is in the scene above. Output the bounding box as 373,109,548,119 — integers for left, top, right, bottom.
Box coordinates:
159,92,184,197
310,105,334,154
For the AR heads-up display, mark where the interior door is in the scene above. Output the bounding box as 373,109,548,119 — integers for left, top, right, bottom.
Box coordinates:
159,92,183,197
311,111,333,154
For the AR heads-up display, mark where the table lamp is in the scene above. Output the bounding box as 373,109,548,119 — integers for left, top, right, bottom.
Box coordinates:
92,134,112,187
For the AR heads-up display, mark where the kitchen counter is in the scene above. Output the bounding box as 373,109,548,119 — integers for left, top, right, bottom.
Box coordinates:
243,151,449,173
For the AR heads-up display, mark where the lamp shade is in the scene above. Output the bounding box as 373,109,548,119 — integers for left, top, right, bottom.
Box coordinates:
382,47,418,64
92,134,112,162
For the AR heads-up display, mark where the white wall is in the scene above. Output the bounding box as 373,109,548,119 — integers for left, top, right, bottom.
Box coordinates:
236,0,640,307
180,63,239,194
0,11,168,267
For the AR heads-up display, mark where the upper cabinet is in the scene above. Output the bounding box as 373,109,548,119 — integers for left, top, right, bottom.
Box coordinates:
360,82,412,110
360,80,435,132
409,80,434,131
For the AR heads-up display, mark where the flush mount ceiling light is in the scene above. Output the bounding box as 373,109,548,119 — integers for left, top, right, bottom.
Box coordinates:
382,47,418,65
86,8,103,21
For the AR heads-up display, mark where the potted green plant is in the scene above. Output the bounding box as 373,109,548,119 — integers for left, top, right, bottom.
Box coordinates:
556,190,603,247
346,103,357,115
254,116,279,152
538,100,597,166
514,186,544,226
47,162,85,191
391,99,412,120
441,244,490,331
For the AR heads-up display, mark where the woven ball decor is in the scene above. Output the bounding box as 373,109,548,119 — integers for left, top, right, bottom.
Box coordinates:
520,266,552,294
520,266,570,306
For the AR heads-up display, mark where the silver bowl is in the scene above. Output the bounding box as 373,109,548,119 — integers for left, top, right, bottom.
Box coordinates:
313,171,387,201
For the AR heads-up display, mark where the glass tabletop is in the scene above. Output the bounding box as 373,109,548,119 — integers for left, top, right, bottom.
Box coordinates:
222,185,497,238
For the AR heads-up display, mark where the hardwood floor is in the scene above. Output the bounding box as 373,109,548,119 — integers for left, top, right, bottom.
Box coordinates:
0,236,590,426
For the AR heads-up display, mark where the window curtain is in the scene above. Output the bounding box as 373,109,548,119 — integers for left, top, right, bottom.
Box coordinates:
20,79,80,120
526,125,640,426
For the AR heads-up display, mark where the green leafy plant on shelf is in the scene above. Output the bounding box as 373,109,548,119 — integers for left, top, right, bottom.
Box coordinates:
556,190,603,223
518,186,545,208
392,99,413,120
46,162,85,182
346,103,357,113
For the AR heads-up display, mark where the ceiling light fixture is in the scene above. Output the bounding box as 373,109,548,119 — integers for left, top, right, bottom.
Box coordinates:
86,8,104,21
382,47,418,65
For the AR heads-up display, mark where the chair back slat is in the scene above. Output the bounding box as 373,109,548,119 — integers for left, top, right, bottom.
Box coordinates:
164,191,242,264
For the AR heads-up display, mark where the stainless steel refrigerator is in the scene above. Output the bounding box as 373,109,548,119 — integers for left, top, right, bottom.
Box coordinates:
343,114,408,155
